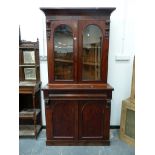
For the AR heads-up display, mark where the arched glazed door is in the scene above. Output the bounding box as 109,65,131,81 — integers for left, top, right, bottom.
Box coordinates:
48,21,78,83
78,20,107,82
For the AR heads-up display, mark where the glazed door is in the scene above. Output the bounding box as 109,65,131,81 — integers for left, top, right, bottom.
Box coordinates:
78,100,108,140
45,100,78,141
78,20,107,82
48,20,78,83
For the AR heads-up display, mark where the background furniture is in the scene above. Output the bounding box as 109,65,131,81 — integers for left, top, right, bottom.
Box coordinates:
41,8,115,145
120,57,135,145
19,39,42,139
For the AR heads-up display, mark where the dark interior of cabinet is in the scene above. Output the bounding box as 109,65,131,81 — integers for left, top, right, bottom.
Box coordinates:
19,92,40,111
19,91,42,135
19,94,32,111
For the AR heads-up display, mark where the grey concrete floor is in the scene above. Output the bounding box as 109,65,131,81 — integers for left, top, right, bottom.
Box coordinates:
19,129,135,155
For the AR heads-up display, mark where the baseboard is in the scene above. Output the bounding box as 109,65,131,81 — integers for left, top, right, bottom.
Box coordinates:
42,125,120,129
110,125,120,129
42,125,46,129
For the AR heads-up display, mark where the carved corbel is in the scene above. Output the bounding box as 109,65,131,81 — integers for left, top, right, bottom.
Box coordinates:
46,30,51,40
46,20,51,40
45,98,50,107
106,99,111,109
105,19,110,38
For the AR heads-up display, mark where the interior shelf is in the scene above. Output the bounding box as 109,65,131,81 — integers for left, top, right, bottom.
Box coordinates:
55,59,73,63
19,125,41,136
83,62,100,66
19,109,41,119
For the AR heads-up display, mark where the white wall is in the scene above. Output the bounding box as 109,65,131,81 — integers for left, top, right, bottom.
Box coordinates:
19,0,134,126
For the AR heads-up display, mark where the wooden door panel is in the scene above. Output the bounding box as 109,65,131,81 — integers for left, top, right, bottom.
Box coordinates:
79,101,105,139
46,100,77,140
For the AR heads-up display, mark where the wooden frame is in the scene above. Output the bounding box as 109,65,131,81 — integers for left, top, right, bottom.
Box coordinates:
24,68,36,80
130,57,135,103
23,51,35,64
120,98,135,145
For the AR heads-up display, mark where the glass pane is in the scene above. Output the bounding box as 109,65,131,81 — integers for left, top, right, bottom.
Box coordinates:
82,25,102,81
23,51,35,64
54,25,73,80
125,109,135,139
24,68,36,80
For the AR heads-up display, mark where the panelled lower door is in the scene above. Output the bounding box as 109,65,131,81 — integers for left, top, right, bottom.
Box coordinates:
46,100,77,141
78,100,107,140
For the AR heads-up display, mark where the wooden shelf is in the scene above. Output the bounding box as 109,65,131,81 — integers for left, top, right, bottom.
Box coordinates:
83,62,100,66
19,109,41,119
19,64,39,67
19,81,37,87
55,59,73,63
19,125,41,136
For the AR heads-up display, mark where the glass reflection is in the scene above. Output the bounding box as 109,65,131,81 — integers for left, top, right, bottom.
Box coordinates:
54,25,73,80
82,25,102,81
